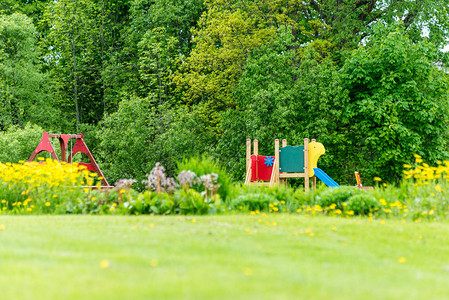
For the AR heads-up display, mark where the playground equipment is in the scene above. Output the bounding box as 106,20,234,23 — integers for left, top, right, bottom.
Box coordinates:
354,171,373,190
28,132,110,187
245,138,339,191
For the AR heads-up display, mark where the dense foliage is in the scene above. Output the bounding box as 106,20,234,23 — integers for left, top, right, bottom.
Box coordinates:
0,1,448,187
2,157,449,223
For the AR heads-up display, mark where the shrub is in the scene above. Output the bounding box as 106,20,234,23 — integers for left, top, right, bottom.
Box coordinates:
177,156,233,201
227,185,305,213
121,191,174,215
0,123,44,163
345,193,380,216
229,192,276,212
314,186,361,209
176,189,214,215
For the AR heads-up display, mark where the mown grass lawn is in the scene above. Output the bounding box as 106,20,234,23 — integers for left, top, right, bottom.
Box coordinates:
1,214,449,300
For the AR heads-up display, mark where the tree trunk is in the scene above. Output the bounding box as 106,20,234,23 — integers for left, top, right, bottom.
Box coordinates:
71,0,80,129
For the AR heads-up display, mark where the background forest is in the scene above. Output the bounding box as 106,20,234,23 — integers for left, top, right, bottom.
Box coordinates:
0,0,449,187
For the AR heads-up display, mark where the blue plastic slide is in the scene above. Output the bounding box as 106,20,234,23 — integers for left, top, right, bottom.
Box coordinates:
313,168,340,187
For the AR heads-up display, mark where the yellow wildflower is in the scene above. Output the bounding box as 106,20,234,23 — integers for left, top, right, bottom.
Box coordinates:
243,268,252,276
397,257,406,263
150,259,158,267
100,260,110,269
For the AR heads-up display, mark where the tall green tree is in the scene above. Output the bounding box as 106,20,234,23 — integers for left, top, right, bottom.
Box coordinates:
175,0,449,117
340,22,449,183
138,28,179,106
103,0,205,102
218,27,346,180
98,95,212,187
0,13,58,130
41,0,131,130
303,0,449,52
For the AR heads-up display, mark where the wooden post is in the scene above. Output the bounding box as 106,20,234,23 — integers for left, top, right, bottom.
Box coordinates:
245,161,252,185
246,139,251,173
274,139,280,187
253,140,258,156
253,140,258,182
304,138,309,192
281,139,287,186
311,139,316,190
245,139,252,185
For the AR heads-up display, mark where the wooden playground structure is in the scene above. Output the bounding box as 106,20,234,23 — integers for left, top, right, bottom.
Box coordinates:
28,132,111,187
245,138,329,191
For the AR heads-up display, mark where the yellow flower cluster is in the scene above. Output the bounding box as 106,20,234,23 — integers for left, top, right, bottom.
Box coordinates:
0,159,95,187
402,154,449,184
0,159,100,214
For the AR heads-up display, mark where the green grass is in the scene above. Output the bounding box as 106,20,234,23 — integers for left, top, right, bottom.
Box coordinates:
1,214,449,299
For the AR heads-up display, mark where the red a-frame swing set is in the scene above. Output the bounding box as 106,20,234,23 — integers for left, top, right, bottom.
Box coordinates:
28,132,111,187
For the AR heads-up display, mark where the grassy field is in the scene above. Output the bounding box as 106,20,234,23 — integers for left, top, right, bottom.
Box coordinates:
1,214,449,299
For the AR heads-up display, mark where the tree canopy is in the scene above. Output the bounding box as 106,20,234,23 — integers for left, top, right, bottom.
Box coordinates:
0,0,448,186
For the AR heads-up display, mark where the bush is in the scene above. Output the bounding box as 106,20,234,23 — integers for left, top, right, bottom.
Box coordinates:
345,193,380,216
227,185,307,213
229,192,276,212
175,189,214,215
98,95,217,190
0,123,44,163
314,186,361,209
177,156,233,201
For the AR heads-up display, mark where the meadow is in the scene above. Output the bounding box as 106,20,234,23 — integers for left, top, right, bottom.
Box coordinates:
1,157,449,299
1,215,449,300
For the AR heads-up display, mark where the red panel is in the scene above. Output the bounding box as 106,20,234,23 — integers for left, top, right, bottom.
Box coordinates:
70,138,90,157
34,132,53,153
28,132,58,161
250,155,274,181
60,135,71,149
78,162,96,172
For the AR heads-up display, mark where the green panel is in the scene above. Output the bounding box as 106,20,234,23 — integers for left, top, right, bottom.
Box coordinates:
279,146,304,173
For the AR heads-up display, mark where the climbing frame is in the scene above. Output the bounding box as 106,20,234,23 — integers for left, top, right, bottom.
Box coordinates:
245,138,326,191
